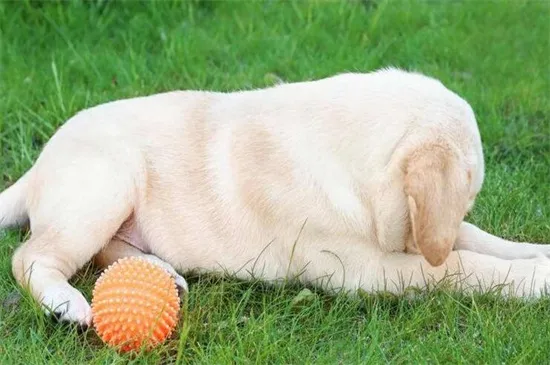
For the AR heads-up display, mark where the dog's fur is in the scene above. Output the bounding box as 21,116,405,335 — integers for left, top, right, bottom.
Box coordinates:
1,68,549,326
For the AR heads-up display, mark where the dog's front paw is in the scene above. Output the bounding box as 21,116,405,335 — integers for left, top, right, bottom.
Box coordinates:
536,246,550,261
40,284,92,327
512,258,550,298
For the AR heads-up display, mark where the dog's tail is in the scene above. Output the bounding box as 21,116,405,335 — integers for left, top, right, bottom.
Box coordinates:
0,172,30,229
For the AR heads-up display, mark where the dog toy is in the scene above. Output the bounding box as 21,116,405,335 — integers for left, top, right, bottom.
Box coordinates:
91,256,181,352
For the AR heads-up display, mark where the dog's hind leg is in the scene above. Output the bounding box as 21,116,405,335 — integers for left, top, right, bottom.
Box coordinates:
11,157,136,326
94,238,189,293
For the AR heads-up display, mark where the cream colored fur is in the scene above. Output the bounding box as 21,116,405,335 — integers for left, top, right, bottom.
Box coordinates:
1,68,549,326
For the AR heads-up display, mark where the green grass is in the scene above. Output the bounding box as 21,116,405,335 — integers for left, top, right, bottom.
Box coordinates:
1,0,550,363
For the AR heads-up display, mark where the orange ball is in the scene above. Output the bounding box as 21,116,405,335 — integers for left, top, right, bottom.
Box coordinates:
91,257,181,352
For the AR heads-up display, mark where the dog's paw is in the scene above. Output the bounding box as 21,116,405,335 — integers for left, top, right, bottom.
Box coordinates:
537,246,550,261
143,254,189,294
534,252,550,264
40,284,92,327
521,243,550,261
513,258,550,298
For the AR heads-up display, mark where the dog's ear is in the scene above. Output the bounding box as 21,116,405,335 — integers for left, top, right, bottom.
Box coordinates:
404,142,469,267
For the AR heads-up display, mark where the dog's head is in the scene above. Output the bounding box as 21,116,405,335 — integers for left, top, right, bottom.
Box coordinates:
404,136,483,266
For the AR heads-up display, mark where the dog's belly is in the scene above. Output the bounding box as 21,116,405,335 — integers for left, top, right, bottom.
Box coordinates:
134,201,392,292
130,172,400,288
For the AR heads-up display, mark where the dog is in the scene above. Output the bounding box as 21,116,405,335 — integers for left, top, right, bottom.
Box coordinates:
1,68,549,327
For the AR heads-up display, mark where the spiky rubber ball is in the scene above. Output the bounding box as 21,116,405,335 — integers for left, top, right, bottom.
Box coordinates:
91,257,181,352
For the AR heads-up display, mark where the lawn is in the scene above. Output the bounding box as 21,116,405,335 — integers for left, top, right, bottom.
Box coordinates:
1,0,549,363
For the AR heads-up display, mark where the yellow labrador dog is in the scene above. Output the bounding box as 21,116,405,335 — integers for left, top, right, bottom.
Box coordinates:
1,68,549,326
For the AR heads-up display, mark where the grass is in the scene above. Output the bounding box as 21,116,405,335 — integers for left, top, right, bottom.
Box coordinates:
1,0,549,363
